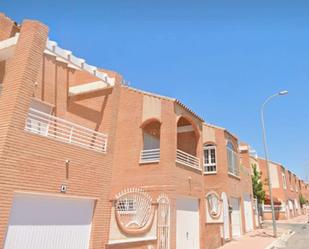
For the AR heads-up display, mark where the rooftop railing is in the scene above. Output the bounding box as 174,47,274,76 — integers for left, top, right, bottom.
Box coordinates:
176,149,201,171
25,108,108,153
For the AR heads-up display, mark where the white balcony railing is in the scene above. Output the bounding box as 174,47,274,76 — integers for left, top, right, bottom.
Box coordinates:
140,149,160,163
262,204,285,212
25,108,108,153
176,149,201,171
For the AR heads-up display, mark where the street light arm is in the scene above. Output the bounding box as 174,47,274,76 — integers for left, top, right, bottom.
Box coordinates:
261,93,280,113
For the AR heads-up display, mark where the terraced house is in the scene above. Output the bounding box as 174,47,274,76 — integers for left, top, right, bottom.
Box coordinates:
255,158,309,221
0,12,308,249
0,13,121,249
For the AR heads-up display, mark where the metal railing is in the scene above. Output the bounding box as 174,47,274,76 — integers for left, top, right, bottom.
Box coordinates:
25,108,108,153
176,149,200,170
140,149,160,163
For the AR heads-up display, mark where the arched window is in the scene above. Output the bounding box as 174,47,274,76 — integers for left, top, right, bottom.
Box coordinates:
226,140,239,176
203,144,217,173
140,120,161,163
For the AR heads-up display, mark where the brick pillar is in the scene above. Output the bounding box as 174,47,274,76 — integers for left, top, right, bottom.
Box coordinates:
0,19,48,247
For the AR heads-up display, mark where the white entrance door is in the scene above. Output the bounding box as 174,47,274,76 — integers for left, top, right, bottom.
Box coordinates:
230,197,242,239
243,194,254,232
176,198,200,249
4,193,95,249
221,192,230,240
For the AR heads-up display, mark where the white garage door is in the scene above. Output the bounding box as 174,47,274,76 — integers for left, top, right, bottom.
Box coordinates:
4,193,95,249
176,198,200,249
230,197,242,239
243,194,253,232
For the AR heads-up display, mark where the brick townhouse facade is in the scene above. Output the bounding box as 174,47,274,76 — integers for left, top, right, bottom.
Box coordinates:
0,12,308,249
256,158,309,220
0,13,122,249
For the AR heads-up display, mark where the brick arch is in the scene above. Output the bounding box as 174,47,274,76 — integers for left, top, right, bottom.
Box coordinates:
176,115,200,139
203,141,217,146
176,116,199,156
140,117,161,129
141,118,161,151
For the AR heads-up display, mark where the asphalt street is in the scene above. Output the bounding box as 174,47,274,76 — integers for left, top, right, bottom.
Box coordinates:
277,223,309,249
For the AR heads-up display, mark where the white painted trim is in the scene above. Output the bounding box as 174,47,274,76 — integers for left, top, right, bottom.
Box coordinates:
228,172,241,180
177,125,194,133
69,81,110,96
45,39,115,86
204,171,217,175
14,191,98,201
0,33,19,50
108,236,157,245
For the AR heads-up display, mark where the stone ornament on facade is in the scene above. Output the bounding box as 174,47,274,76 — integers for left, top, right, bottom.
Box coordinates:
157,194,170,249
114,188,155,235
205,191,223,223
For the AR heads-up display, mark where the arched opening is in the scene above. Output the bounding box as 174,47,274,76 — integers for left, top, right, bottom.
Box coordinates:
177,117,198,155
140,120,161,163
176,117,200,169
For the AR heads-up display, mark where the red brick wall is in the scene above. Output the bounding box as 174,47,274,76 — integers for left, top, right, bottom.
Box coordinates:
0,13,19,41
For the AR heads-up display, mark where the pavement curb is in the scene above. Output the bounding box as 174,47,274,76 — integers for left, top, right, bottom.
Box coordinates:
264,230,295,249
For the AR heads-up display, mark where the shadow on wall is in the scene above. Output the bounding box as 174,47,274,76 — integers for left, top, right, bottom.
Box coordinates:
67,88,113,132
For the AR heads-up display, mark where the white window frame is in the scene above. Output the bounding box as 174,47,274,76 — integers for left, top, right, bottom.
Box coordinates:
203,144,217,174
227,141,239,177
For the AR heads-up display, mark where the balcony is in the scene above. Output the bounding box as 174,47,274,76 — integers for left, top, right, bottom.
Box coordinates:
25,108,108,153
139,149,160,164
176,149,201,171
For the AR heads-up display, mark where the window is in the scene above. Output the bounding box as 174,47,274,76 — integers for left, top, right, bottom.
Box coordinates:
140,120,161,163
143,132,160,150
203,144,217,173
116,199,136,213
282,172,287,189
227,141,239,176
289,173,293,191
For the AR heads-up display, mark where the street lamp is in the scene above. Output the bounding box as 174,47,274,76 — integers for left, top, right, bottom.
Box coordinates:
261,90,288,238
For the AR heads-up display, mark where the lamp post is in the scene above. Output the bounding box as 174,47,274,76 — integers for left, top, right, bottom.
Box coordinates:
261,90,288,238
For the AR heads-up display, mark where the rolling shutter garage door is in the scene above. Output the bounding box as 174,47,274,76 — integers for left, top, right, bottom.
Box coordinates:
4,193,95,249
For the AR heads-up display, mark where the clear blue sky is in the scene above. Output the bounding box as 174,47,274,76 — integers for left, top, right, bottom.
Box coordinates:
1,0,309,179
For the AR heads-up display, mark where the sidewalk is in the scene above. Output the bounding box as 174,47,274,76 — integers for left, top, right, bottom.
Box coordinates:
219,215,308,249
218,227,288,249
264,214,309,224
